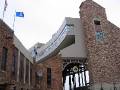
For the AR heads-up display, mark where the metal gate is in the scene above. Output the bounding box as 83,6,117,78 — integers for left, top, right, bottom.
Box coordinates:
63,62,89,90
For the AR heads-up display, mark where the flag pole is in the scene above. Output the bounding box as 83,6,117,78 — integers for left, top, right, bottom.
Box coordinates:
2,7,5,20
2,0,8,20
2,10,5,20
12,11,16,31
12,11,24,31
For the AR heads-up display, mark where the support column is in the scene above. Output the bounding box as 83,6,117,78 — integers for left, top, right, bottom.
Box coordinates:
84,66,87,86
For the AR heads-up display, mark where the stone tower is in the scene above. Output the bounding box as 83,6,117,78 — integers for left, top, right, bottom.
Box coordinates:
80,0,120,90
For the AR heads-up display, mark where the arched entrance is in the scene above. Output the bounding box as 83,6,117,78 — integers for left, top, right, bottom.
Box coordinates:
62,58,89,90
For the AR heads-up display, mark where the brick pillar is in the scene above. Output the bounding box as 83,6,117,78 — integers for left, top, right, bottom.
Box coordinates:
79,0,120,90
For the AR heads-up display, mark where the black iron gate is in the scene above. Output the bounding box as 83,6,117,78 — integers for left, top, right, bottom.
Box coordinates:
63,62,89,90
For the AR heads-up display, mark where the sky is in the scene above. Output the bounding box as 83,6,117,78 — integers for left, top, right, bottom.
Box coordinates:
0,0,120,49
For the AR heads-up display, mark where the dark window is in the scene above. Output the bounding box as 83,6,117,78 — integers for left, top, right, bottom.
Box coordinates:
13,86,16,90
47,68,51,87
26,59,29,83
94,20,101,32
30,63,32,84
35,72,39,84
19,52,24,82
12,48,18,79
21,88,23,90
1,47,8,71
35,72,37,83
94,20,101,25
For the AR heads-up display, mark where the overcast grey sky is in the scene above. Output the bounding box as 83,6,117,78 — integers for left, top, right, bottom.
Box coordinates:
0,0,120,49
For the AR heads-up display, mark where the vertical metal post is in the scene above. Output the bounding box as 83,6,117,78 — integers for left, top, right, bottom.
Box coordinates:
69,75,72,90
78,70,81,87
84,66,87,86
113,83,117,90
63,76,66,87
72,74,75,90
72,74,76,89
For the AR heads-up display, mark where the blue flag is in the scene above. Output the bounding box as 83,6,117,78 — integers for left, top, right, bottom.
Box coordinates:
16,12,24,17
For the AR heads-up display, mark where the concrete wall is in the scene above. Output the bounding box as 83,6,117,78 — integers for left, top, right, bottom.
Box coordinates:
60,18,87,58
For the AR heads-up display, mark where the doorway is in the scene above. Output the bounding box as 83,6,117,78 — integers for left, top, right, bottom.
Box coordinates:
63,63,89,90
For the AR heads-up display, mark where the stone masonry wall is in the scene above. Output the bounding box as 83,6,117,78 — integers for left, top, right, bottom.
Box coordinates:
80,0,120,90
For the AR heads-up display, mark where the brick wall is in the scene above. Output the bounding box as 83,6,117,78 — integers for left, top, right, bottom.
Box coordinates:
38,54,63,90
0,20,36,90
0,20,14,83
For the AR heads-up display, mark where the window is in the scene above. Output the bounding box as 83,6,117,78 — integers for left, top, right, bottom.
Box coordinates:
12,48,18,79
96,32,104,41
94,20,100,25
26,60,29,83
30,63,33,84
63,24,74,34
94,20,101,31
47,68,51,87
94,19,104,42
19,53,24,82
35,72,39,84
13,86,16,90
1,47,8,71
